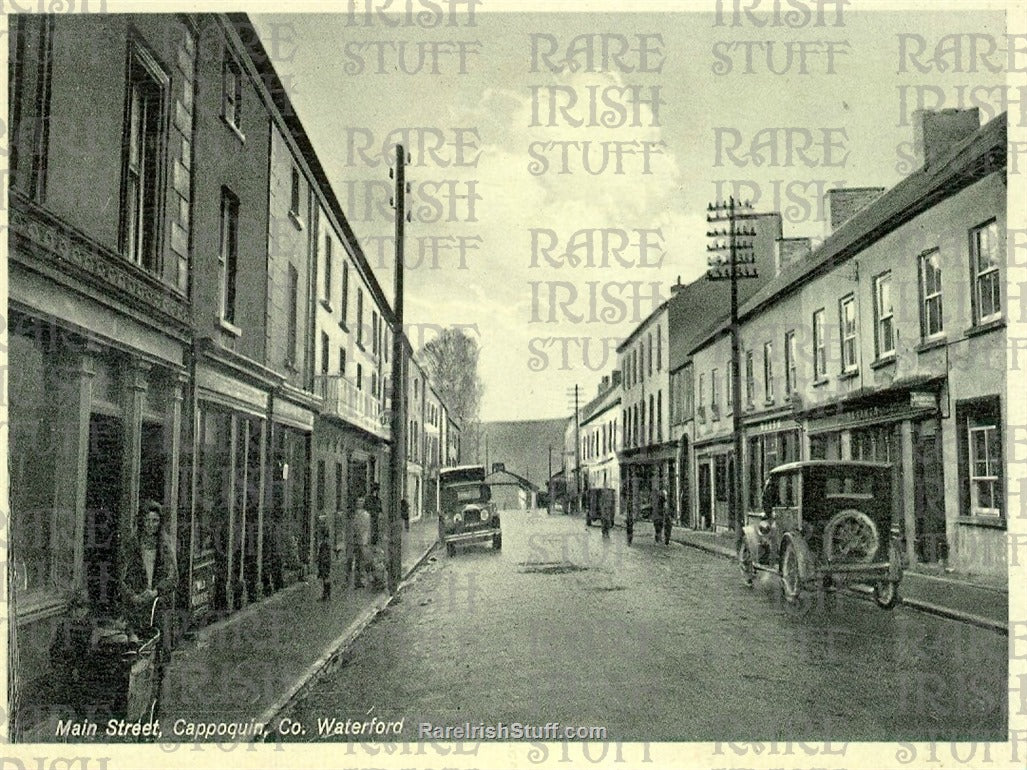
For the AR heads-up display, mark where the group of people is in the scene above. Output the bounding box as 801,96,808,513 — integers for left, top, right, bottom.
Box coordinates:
317,484,390,601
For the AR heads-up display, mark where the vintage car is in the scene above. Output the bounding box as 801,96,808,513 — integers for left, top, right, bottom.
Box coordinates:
738,461,903,610
437,465,501,556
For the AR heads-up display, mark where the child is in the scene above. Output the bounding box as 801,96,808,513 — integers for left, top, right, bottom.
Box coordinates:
317,531,332,601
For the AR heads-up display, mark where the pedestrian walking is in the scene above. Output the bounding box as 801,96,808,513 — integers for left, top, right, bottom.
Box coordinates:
400,498,410,531
351,497,372,588
366,483,382,546
653,488,670,545
317,530,332,601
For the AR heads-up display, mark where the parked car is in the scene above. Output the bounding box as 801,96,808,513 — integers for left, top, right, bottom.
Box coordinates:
737,461,903,610
437,465,501,556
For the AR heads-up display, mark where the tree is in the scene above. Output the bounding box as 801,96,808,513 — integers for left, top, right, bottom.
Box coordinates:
417,327,484,434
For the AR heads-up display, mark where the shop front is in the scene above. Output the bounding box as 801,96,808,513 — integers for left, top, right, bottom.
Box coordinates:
619,443,677,525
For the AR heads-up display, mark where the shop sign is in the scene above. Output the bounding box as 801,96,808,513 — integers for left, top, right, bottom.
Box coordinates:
910,391,936,410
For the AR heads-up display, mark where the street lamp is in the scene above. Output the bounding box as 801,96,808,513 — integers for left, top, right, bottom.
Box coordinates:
706,197,758,544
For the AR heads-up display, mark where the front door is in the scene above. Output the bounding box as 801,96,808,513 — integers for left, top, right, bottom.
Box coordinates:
698,461,713,530
914,427,946,563
85,413,124,613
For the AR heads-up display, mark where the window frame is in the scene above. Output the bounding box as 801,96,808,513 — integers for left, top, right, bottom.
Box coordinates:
218,187,240,325
970,219,1002,325
784,330,797,395
918,248,944,340
763,341,774,404
838,294,857,373
812,309,826,381
221,54,243,135
873,271,895,358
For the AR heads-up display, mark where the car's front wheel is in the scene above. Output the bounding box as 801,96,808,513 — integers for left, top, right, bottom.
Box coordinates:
873,580,899,609
780,540,814,612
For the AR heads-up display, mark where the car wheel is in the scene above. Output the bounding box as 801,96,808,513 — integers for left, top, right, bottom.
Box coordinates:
585,515,592,527
873,580,899,610
737,540,756,588
493,533,502,551
626,527,633,546
780,541,814,612
446,542,456,557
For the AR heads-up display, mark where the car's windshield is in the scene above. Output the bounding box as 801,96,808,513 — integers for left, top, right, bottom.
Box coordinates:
442,484,488,507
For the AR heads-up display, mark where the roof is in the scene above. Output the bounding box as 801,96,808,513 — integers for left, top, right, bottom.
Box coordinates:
616,299,669,353
689,112,1007,355
485,468,539,491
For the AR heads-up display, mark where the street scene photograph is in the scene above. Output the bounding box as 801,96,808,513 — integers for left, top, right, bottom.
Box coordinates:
3,0,1025,767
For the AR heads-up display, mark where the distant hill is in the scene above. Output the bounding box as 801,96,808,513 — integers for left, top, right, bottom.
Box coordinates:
469,418,567,488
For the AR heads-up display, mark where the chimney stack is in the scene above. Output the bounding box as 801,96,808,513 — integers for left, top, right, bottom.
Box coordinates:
913,108,980,169
774,237,812,276
823,187,885,235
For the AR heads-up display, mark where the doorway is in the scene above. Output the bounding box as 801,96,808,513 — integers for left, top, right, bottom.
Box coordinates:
139,421,165,519
698,461,713,531
914,425,947,563
85,413,124,613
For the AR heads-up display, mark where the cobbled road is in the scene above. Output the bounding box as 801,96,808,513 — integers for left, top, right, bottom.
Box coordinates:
276,509,1007,743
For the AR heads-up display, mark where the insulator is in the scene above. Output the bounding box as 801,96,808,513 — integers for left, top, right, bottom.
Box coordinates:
388,167,394,180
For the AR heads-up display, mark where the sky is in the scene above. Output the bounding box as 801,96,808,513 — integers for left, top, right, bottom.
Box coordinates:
252,5,1007,421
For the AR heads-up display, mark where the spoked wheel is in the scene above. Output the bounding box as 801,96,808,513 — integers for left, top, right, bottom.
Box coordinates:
780,541,815,614
873,580,899,609
737,540,756,587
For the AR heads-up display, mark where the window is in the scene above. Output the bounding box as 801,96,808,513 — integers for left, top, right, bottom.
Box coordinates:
289,166,301,218
222,56,242,132
919,250,944,338
971,221,1001,324
812,309,826,380
784,330,797,395
874,272,894,357
710,368,720,419
357,289,365,347
839,295,857,372
647,333,653,377
335,462,344,512
320,332,329,375
656,325,662,371
657,390,662,442
726,360,734,415
317,460,326,512
372,312,379,357
340,262,350,328
121,44,167,272
287,264,299,365
763,342,774,402
323,235,333,303
648,394,654,443
745,351,754,405
357,363,363,391
219,188,239,324
969,423,1001,517
339,346,346,375
698,373,705,420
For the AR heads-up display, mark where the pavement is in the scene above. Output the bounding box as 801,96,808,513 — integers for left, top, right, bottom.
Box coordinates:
626,520,1010,634
27,513,440,743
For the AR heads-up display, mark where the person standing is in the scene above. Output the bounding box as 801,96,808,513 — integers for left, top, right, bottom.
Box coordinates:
351,497,372,588
317,530,333,601
400,498,410,531
120,500,178,655
660,487,672,545
366,483,382,546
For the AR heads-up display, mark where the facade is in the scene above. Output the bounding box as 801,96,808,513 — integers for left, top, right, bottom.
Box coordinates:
616,302,672,521
579,372,623,518
666,212,783,527
687,109,1007,577
7,12,460,735
406,354,427,520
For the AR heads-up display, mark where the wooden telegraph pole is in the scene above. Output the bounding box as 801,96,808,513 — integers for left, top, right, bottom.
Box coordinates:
706,197,757,544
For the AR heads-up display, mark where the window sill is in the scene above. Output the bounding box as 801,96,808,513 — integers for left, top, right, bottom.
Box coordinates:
319,299,334,313
763,399,775,407
838,369,859,381
915,336,947,354
870,354,896,370
956,515,1006,530
218,317,242,338
811,377,829,388
965,318,1004,338
221,114,245,144
288,210,304,231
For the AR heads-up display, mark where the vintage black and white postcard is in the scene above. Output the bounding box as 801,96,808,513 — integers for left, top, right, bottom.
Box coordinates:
3,0,1025,768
